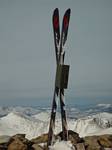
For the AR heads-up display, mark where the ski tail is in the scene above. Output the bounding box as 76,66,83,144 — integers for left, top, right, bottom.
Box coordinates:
52,8,60,63
60,89,68,140
47,88,58,146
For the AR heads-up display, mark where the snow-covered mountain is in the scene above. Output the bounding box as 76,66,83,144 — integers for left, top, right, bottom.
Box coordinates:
0,111,49,139
0,106,40,117
0,105,112,139
70,112,112,137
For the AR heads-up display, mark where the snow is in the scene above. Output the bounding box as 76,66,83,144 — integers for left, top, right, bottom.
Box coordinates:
93,112,112,128
33,111,50,121
0,106,112,140
49,141,75,150
96,104,112,108
70,112,112,137
0,112,49,139
73,116,112,137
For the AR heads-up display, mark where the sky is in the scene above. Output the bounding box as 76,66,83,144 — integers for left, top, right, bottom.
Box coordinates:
0,0,112,106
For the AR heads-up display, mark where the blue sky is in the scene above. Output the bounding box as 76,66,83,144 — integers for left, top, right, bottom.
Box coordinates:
0,0,112,106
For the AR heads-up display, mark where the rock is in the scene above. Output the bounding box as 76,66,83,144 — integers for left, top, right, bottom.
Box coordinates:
84,136,101,150
0,144,7,150
0,135,11,144
0,132,111,150
104,148,112,150
0,135,11,150
32,144,44,150
68,130,83,144
56,130,82,145
98,134,112,148
31,133,48,144
9,134,28,143
86,145,101,150
7,134,32,150
75,143,85,150
8,140,28,150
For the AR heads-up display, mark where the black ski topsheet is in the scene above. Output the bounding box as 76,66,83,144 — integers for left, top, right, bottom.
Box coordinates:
58,8,71,141
52,8,60,64
61,8,71,47
59,9,71,63
47,8,60,146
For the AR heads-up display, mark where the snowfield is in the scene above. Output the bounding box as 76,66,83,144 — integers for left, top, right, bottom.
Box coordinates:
0,106,112,140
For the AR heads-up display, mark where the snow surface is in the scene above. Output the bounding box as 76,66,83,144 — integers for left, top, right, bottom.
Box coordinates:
49,141,75,150
0,111,49,139
0,106,112,140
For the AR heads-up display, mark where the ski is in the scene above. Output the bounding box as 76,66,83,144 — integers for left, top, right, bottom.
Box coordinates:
59,8,71,140
47,8,60,146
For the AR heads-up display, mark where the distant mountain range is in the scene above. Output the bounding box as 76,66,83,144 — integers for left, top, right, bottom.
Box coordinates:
0,104,112,139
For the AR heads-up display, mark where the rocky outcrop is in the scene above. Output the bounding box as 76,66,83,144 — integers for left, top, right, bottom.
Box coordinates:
57,130,81,142
0,132,112,150
83,135,112,150
32,144,43,150
98,134,112,148
31,133,48,144
56,130,83,145
7,134,33,150
0,135,11,150
84,136,101,150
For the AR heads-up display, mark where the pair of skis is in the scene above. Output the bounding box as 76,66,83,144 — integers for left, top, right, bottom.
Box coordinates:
47,8,71,146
